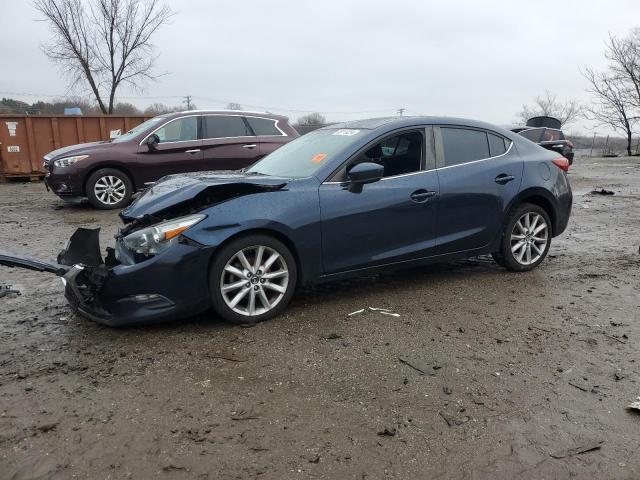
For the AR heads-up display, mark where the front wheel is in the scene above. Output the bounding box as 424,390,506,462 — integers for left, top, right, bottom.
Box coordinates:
209,234,297,324
86,168,133,209
492,203,552,272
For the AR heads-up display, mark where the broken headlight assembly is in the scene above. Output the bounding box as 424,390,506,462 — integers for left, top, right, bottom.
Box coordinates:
52,154,89,167
122,214,206,256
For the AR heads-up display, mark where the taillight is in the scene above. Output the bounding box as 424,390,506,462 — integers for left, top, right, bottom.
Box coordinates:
552,157,570,172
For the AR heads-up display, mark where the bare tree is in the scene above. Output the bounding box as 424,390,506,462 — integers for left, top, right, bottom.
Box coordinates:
518,91,582,127
34,0,173,114
605,31,640,108
143,102,181,115
583,68,637,156
296,112,326,126
226,102,242,111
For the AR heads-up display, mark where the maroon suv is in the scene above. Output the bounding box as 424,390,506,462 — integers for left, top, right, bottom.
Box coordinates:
43,111,298,209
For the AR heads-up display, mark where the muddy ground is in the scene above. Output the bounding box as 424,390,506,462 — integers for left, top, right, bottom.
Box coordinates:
0,155,639,479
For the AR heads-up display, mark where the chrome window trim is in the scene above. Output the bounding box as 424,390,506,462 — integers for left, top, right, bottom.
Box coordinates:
437,139,514,171
139,114,201,146
322,169,433,185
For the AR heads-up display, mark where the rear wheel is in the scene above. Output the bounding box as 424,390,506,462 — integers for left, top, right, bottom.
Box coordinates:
492,203,552,271
86,168,133,209
209,234,297,324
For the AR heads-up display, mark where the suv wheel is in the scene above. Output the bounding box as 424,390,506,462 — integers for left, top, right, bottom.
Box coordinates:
492,203,552,271
209,234,297,324
86,168,133,209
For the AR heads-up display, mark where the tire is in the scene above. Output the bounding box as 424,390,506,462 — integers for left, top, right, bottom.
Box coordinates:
209,234,297,324
86,168,133,210
492,203,552,272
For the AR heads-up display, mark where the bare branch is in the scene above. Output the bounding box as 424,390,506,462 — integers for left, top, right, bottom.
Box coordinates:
34,0,172,113
518,91,582,127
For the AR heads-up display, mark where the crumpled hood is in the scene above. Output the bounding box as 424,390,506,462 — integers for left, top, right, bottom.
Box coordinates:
120,171,289,222
44,141,108,161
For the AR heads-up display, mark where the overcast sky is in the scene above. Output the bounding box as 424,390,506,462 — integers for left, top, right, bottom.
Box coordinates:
1,0,639,133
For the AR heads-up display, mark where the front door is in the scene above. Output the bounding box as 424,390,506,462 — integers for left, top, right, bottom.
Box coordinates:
319,129,439,274
137,115,203,184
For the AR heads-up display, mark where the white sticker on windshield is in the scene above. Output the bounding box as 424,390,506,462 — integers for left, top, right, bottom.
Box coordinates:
332,129,360,136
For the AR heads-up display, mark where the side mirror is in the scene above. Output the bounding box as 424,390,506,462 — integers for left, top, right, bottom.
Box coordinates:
145,133,159,151
346,162,384,192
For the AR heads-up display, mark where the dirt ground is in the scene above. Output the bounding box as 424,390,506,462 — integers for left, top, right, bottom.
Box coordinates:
0,155,639,480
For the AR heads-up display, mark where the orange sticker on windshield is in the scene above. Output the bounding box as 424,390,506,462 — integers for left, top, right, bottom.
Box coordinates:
311,153,327,163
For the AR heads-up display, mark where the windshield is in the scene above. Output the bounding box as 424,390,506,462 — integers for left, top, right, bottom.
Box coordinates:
111,116,167,143
247,128,363,178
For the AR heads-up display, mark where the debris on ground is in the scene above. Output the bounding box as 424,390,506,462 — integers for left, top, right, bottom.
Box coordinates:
627,398,640,414
549,440,604,459
590,188,615,195
0,285,21,299
439,410,470,427
377,426,397,437
346,307,401,317
398,356,438,376
323,332,342,340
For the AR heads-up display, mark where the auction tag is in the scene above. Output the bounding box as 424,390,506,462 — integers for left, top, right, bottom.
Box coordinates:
7,146,20,153
311,153,327,163
332,129,360,136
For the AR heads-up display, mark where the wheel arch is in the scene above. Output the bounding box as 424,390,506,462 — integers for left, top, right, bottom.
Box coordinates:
505,188,558,236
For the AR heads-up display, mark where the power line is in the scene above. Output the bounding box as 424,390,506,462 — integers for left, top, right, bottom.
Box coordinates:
0,90,396,115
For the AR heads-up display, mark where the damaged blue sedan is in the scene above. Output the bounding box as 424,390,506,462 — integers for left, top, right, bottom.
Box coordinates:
0,117,572,326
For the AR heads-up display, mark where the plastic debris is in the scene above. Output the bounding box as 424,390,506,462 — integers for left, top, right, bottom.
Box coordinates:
590,188,614,195
627,397,640,413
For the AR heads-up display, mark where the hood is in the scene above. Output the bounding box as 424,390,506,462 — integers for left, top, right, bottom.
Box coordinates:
44,141,109,161
120,171,289,222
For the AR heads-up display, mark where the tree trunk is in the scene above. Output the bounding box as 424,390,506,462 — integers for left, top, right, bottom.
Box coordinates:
627,131,633,156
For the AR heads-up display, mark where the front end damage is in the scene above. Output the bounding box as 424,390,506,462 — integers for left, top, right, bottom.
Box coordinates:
0,172,289,326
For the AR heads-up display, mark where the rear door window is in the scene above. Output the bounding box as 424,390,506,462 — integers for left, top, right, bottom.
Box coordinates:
204,115,252,139
154,116,198,142
246,117,283,136
441,128,490,166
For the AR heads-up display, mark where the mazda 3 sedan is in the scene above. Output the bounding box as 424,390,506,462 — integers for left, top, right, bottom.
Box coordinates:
0,116,572,326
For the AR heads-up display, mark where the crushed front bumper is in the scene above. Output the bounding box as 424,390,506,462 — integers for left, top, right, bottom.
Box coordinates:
1,229,213,327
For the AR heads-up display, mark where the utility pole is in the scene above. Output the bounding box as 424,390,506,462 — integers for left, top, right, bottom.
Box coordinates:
397,108,405,116
183,95,193,110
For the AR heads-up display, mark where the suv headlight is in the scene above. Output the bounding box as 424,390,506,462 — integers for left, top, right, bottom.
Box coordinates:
53,155,89,167
122,214,206,256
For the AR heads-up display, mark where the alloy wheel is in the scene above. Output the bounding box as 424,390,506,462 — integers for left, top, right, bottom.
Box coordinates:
220,245,289,316
510,212,548,265
93,175,126,205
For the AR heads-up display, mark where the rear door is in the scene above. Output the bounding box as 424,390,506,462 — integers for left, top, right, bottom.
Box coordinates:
201,114,261,171
435,126,522,254
137,115,203,183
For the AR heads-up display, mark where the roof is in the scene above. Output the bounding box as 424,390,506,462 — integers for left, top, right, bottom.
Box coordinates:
323,116,516,136
165,110,289,120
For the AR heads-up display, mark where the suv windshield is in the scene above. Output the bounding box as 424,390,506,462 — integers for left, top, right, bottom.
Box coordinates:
246,128,363,178
111,116,167,143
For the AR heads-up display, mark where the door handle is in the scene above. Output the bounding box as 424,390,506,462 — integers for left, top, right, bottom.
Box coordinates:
410,189,437,203
494,174,515,185
243,144,257,149
185,149,201,154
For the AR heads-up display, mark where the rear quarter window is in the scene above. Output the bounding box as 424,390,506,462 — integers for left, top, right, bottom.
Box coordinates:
246,117,284,136
488,133,510,157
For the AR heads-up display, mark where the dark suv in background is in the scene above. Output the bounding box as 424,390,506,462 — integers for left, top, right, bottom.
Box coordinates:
43,111,298,209
511,116,574,165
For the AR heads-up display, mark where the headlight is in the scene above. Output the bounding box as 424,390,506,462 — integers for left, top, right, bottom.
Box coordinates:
53,155,89,167
122,214,206,256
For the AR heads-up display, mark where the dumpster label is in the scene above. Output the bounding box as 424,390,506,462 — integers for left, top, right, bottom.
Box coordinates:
109,129,121,138
5,122,18,137
7,146,20,153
